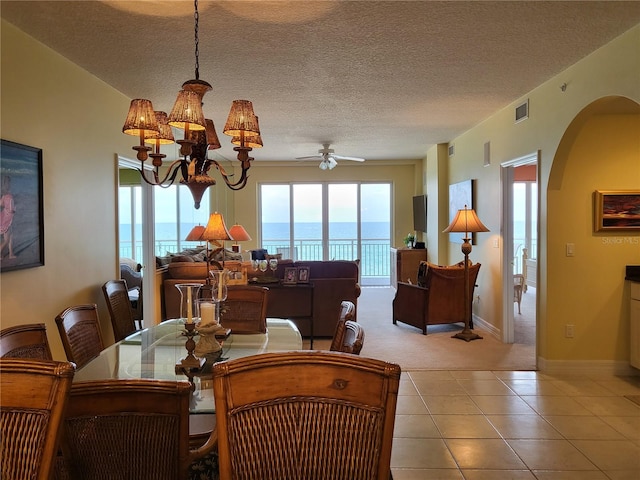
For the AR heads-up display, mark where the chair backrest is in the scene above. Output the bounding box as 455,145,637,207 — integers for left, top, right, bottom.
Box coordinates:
339,299,355,321
219,285,269,334
0,323,53,360
120,263,142,290
0,359,75,480
60,379,195,480
55,304,104,369
102,279,138,342
213,351,401,480
330,317,365,354
424,262,481,322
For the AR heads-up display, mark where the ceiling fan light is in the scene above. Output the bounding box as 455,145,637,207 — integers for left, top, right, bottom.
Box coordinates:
319,161,328,170
328,157,337,169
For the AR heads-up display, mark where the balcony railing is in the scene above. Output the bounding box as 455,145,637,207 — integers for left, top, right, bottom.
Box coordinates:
120,238,392,285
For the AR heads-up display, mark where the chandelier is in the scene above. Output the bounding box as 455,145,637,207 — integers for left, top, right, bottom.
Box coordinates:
121,0,262,208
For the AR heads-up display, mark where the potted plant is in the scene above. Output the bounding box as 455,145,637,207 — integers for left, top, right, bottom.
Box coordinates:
403,233,415,248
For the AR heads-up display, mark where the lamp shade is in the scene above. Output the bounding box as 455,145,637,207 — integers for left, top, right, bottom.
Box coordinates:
122,99,159,137
443,206,489,234
205,119,222,150
223,100,260,137
185,225,205,241
168,89,206,131
144,111,175,145
229,224,252,242
231,132,263,149
201,212,232,241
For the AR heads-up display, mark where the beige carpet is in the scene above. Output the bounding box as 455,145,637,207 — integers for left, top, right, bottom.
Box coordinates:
322,286,536,371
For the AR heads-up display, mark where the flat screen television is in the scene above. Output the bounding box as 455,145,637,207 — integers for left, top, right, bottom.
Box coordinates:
412,194,427,233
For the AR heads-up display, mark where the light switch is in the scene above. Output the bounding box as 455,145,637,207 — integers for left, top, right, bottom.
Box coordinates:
566,243,575,257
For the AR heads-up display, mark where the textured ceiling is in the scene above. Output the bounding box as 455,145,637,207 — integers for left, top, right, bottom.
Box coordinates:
2,1,639,165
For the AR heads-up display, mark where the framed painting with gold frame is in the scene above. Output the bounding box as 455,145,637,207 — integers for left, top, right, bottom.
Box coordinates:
594,190,640,232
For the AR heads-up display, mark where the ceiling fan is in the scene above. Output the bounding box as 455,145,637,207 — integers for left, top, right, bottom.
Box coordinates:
296,143,365,170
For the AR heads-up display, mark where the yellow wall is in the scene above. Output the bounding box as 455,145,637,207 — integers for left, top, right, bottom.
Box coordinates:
1,21,134,355
443,24,640,371
547,112,640,362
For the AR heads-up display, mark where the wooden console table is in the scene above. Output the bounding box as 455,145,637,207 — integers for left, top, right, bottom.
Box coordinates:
390,248,427,288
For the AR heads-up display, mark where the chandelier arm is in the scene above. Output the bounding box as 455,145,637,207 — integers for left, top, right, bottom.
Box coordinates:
210,160,250,190
138,159,185,187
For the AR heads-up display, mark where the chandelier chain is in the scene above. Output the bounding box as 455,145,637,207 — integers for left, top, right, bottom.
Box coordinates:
194,0,200,80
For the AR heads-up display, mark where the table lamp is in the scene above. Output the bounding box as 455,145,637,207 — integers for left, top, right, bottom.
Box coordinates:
228,224,251,253
443,205,489,341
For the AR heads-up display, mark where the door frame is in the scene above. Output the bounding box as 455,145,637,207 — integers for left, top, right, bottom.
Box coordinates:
500,151,539,344
116,155,157,327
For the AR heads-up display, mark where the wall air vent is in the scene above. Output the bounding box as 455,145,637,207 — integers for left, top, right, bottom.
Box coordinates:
515,99,529,123
448,144,455,156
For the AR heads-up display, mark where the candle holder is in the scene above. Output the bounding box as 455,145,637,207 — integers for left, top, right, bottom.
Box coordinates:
179,323,205,370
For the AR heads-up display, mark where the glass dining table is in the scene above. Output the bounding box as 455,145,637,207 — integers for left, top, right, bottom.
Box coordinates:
73,318,303,415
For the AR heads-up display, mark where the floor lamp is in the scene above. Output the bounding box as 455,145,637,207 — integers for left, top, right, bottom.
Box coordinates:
443,205,489,341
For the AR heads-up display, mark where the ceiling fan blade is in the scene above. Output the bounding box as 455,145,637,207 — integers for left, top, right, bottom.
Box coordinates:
295,155,322,160
332,155,365,162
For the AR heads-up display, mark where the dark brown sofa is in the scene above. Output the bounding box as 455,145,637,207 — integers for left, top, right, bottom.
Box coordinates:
161,258,360,338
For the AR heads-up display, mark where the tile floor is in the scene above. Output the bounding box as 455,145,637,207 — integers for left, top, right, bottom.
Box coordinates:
391,370,640,479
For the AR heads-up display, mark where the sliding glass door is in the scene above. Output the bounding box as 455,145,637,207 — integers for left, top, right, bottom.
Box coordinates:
260,182,391,285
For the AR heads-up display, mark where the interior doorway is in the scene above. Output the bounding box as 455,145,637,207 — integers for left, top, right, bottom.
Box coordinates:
501,152,538,347
116,155,156,327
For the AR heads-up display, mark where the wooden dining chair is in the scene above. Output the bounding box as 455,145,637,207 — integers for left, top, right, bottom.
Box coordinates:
102,279,139,342
212,351,401,480
55,304,104,369
219,285,269,334
60,379,217,480
339,299,356,321
0,323,53,359
0,358,76,480
330,319,365,355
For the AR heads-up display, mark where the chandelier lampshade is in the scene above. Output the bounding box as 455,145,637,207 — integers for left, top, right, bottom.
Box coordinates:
168,90,207,132
205,119,222,150
231,132,263,149
144,111,175,146
223,100,260,137
122,99,159,137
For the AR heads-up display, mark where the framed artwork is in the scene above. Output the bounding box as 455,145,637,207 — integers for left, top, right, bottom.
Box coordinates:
1,140,44,272
283,267,298,285
297,266,310,283
594,190,640,232
448,179,475,244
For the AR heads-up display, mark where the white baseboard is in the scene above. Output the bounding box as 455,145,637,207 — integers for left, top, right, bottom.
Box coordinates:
472,315,640,376
472,315,500,339
537,358,640,376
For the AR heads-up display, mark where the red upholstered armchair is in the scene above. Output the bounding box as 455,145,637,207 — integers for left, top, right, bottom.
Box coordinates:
392,261,481,335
